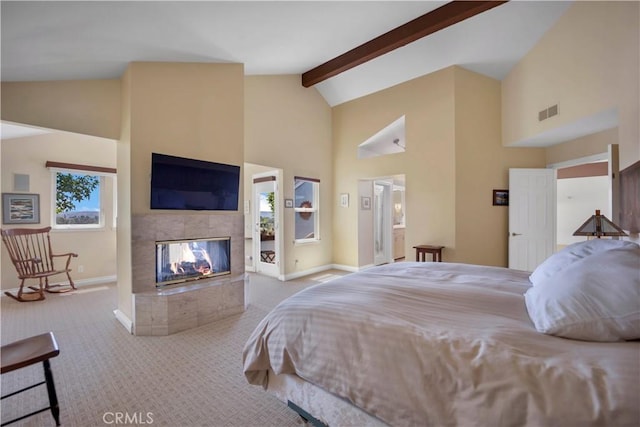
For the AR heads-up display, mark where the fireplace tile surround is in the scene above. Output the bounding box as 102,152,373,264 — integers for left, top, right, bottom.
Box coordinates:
131,212,245,336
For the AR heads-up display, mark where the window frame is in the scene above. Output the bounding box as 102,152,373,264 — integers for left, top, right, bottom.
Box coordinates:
293,176,320,244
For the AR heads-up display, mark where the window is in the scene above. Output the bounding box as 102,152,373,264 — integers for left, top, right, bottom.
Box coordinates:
294,177,320,242
47,162,117,230
52,171,102,228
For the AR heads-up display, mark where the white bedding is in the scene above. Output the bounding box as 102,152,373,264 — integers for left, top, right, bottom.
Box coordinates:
243,262,640,426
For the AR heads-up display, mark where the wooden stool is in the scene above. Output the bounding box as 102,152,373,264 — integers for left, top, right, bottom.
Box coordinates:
1,332,61,426
413,245,444,262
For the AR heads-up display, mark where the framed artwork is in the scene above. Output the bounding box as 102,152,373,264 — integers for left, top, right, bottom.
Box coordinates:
361,196,371,210
340,193,349,208
493,189,509,206
284,199,294,208
2,193,40,224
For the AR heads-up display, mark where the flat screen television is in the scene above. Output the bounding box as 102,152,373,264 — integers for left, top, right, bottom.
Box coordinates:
150,153,240,211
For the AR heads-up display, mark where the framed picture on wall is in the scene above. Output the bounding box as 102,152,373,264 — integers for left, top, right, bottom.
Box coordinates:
493,189,509,206
2,193,40,224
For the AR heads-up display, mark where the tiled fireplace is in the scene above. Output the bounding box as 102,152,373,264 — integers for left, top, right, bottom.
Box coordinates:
131,212,245,336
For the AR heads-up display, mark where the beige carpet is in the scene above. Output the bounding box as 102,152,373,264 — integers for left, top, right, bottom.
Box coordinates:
1,271,347,426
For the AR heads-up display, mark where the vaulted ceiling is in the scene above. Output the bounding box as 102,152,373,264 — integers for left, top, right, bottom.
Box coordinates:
1,1,572,107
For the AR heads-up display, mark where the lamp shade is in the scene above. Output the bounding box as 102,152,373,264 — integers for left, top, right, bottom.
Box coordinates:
573,209,628,238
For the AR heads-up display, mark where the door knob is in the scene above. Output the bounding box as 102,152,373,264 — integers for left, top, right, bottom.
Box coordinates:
510,232,522,237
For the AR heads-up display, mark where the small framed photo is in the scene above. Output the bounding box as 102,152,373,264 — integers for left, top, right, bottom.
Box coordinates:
284,199,294,208
2,193,40,224
361,196,371,210
493,189,509,206
340,193,349,208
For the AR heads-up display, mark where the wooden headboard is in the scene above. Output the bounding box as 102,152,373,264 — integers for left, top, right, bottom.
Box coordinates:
619,160,640,233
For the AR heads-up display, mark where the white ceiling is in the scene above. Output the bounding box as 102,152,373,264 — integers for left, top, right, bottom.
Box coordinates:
0,121,52,140
1,0,572,108
5,1,608,147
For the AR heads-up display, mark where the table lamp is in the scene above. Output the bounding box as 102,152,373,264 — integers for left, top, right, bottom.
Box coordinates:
573,209,628,238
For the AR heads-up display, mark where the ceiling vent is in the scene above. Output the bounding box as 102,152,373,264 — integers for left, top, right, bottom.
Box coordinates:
538,104,559,122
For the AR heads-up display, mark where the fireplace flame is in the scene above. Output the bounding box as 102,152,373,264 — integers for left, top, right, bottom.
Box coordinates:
156,237,230,286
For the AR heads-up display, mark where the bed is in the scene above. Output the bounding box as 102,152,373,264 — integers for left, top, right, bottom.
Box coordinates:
243,240,640,426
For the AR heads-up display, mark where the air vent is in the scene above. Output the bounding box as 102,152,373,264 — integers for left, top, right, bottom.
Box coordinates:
538,104,559,122
538,109,548,121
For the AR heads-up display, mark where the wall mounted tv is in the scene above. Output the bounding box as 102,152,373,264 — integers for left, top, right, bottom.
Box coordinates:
150,153,240,211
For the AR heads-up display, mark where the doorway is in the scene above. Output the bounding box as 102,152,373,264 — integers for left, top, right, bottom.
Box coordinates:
373,179,393,265
509,145,618,270
252,170,283,279
358,175,405,268
556,160,609,250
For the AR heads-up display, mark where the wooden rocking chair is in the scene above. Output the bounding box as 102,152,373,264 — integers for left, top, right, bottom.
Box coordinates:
1,227,78,302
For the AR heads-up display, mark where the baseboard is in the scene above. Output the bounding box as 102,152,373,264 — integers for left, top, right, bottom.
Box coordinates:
283,264,334,281
281,263,362,281
71,275,117,287
1,275,117,297
331,263,362,273
114,309,133,334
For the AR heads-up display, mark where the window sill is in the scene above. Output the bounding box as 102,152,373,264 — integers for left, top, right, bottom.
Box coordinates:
294,239,321,246
52,226,107,232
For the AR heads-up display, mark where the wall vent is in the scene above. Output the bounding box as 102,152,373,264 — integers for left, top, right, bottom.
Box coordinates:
538,104,559,121
538,109,548,121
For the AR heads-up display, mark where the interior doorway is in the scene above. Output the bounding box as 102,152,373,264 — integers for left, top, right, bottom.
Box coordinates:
358,175,405,268
373,179,393,265
509,145,618,270
246,166,283,279
556,160,609,250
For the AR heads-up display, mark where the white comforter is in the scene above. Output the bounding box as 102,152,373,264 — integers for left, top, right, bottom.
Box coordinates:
243,262,640,426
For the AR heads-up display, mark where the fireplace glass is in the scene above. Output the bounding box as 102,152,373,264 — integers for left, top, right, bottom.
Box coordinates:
156,237,230,287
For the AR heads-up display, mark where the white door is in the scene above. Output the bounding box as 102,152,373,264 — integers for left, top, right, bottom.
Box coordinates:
373,180,393,265
253,174,281,278
508,168,556,271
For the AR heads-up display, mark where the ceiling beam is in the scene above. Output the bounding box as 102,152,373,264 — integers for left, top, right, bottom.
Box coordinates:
301,1,508,88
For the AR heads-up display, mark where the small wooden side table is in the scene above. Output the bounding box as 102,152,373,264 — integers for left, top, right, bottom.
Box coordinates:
413,245,444,262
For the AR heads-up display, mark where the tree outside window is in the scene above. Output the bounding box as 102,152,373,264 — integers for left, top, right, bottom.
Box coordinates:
53,171,102,227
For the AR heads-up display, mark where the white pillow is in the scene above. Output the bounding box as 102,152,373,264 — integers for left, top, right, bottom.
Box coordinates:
524,246,640,342
529,239,639,285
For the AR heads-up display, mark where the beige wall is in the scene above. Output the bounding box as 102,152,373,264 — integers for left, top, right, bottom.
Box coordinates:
127,62,245,215
454,67,546,266
115,62,245,321
502,1,639,170
332,68,457,267
244,75,333,275
1,80,121,140
1,132,117,290
332,67,546,268
546,127,617,166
